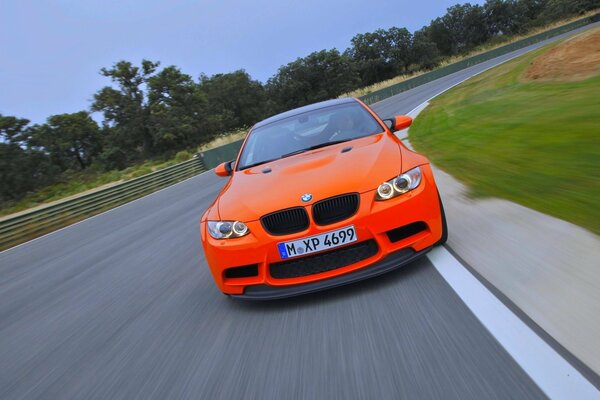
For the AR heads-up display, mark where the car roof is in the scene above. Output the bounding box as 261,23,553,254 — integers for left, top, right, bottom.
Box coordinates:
253,97,358,129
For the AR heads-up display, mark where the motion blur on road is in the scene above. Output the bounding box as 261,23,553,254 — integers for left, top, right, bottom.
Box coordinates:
1,9,600,400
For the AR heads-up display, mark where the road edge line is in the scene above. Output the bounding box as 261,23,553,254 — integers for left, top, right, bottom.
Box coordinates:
427,247,600,399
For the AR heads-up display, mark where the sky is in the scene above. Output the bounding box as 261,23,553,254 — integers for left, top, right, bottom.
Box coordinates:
0,0,484,124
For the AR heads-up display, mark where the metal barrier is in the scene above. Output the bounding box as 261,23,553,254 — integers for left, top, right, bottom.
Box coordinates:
199,140,244,169
360,14,599,104
0,157,206,250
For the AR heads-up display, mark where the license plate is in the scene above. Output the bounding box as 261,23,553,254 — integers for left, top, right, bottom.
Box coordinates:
277,226,357,259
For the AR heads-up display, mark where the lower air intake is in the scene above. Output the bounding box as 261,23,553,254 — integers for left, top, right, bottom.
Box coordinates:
224,264,259,279
269,240,378,279
386,222,427,243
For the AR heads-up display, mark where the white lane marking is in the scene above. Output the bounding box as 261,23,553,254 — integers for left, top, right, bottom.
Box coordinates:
402,50,532,117
428,247,600,399
0,170,210,254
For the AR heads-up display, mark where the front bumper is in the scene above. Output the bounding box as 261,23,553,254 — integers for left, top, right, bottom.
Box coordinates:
231,246,432,300
200,164,443,297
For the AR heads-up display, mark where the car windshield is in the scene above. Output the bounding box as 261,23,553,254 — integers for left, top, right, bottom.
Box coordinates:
237,102,384,170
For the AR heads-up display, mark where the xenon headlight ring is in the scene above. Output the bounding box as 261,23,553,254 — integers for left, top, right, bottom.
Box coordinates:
207,220,250,239
376,166,422,201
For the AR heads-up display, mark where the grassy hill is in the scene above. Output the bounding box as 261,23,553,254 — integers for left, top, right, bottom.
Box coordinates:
410,27,600,234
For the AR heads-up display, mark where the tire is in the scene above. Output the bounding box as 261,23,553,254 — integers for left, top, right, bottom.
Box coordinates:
437,193,448,245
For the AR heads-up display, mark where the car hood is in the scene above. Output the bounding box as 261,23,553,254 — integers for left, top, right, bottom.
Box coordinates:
217,133,402,221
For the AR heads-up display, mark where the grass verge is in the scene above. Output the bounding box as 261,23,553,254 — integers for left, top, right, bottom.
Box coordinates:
409,35,600,235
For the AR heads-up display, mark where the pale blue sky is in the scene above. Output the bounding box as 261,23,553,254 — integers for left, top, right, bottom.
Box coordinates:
0,0,483,123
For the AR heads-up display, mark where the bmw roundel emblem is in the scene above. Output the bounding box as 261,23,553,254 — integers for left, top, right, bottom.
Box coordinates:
301,193,313,202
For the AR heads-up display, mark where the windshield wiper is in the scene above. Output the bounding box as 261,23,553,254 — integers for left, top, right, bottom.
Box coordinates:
238,157,281,171
280,140,350,159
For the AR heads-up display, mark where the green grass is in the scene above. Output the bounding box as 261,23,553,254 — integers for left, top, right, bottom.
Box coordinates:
410,43,600,235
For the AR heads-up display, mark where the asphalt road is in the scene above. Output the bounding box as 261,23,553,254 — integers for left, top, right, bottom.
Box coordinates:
1,23,597,400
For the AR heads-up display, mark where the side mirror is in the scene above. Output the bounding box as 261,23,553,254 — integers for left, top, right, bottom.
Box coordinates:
385,115,413,132
215,161,234,177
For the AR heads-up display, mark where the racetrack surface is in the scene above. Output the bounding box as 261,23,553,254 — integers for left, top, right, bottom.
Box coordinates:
1,23,598,399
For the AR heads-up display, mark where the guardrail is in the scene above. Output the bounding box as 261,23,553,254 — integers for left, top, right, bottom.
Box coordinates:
360,13,600,104
199,140,244,169
0,156,206,250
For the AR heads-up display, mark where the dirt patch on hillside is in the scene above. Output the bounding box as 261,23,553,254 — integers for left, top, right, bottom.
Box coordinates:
523,26,600,82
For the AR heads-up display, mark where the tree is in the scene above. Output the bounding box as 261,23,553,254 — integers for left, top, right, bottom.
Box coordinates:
0,115,29,145
199,70,268,132
267,49,360,111
426,17,455,56
26,112,102,170
427,4,490,56
148,66,211,150
346,29,397,85
519,0,550,25
0,114,57,202
92,60,220,168
538,0,600,23
484,0,528,36
387,27,414,72
411,29,441,69
92,60,159,163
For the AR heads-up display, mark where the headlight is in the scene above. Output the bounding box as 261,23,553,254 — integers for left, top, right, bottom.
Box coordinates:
376,166,422,201
377,182,394,199
207,220,250,239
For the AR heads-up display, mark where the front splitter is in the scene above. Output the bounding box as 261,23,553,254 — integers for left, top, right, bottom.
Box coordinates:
230,245,433,300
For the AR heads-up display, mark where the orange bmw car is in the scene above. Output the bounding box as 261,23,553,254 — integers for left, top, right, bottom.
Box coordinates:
200,98,447,299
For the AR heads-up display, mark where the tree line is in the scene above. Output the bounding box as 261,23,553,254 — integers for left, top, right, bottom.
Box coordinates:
2,0,597,203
